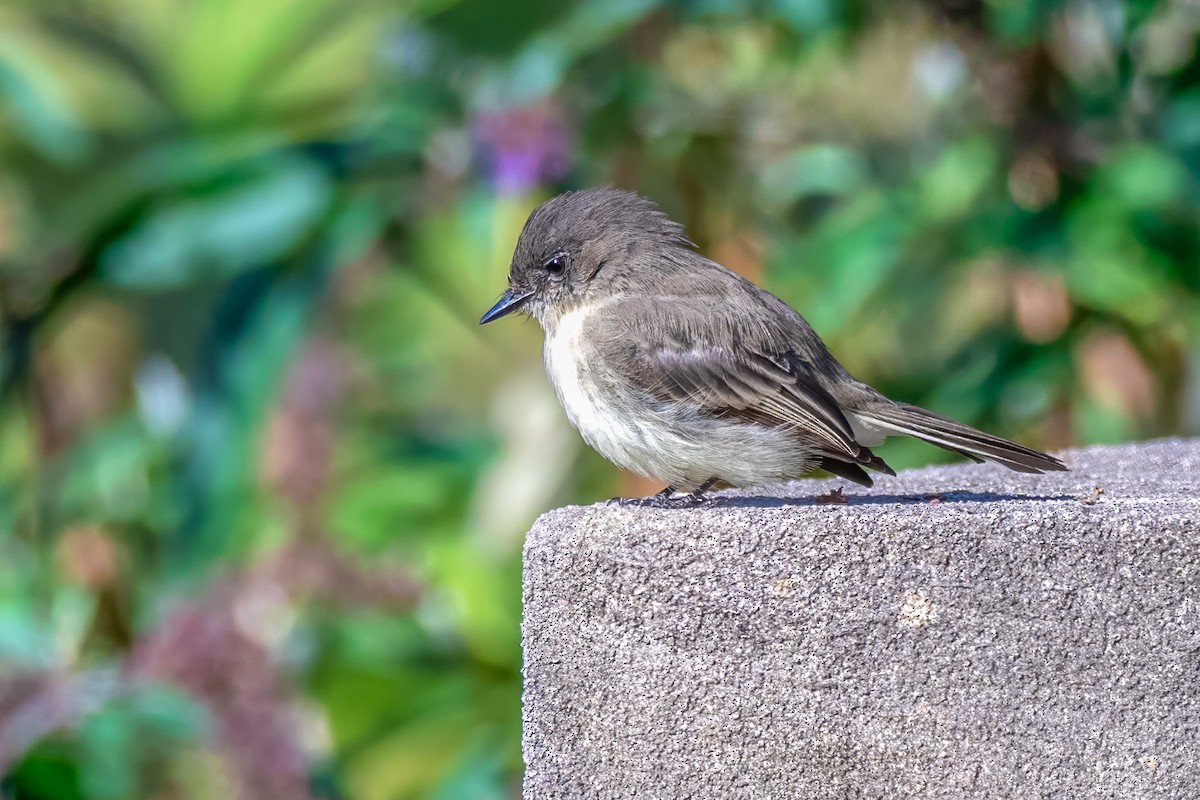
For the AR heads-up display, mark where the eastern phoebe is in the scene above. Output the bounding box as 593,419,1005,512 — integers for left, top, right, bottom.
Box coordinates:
480,188,1066,505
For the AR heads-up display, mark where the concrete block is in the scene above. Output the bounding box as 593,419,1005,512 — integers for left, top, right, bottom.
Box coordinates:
522,439,1200,798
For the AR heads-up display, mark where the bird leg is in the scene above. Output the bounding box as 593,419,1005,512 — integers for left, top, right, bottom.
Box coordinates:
676,477,720,507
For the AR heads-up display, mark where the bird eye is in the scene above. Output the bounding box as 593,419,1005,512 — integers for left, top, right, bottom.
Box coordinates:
544,256,566,276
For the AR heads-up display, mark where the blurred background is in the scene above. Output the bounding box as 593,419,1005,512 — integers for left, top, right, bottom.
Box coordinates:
1,0,1198,797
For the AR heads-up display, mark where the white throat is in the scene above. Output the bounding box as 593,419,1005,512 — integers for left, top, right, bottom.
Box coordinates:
542,299,618,433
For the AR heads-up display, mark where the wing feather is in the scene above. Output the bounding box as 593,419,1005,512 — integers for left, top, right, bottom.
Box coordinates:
635,342,867,463
585,295,897,472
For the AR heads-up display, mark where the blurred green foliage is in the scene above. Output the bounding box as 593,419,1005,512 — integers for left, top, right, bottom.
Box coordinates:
1,0,1198,797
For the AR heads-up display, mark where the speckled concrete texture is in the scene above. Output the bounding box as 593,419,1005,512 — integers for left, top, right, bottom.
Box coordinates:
521,439,1200,799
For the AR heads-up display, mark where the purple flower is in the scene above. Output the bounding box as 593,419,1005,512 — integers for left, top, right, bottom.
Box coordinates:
473,102,571,194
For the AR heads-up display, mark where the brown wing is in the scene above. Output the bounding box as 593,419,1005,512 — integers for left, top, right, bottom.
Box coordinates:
642,343,868,461
591,294,895,480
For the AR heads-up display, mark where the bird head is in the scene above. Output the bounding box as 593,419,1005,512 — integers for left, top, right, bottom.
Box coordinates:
479,188,694,327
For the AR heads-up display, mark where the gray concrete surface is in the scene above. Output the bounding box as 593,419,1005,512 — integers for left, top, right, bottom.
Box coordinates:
522,439,1200,799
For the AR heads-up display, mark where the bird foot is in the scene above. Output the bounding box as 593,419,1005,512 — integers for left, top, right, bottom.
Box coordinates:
609,491,714,509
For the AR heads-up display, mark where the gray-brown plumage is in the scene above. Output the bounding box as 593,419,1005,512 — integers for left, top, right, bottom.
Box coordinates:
480,188,1066,503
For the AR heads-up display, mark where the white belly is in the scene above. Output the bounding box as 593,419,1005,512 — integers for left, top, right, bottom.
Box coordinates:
543,305,815,489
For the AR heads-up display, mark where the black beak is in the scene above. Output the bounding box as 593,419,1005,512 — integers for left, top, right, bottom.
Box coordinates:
480,289,533,324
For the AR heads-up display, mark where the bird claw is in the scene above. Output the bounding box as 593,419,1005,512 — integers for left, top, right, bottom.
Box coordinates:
609,492,714,509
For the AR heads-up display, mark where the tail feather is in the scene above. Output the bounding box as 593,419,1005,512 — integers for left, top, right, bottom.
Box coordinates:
853,402,1067,474
817,457,875,487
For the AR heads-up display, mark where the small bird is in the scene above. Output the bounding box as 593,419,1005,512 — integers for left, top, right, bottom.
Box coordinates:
480,188,1066,506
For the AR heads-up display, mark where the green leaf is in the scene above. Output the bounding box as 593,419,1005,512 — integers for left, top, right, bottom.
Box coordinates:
100,155,332,290
758,145,865,204
916,137,998,221
0,33,90,161
0,608,55,667
1095,145,1186,209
